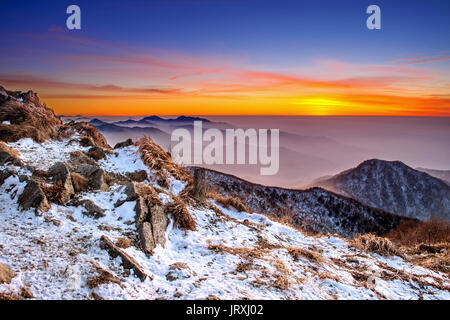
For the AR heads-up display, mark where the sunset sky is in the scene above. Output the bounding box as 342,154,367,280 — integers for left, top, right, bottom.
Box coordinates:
0,0,449,116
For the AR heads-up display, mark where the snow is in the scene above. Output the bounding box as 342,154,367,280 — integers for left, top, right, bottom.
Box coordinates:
0,137,449,300
2,121,11,125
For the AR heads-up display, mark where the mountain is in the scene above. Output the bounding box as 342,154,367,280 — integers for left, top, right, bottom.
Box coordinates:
195,167,411,238
88,118,109,126
312,159,450,221
416,167,450,185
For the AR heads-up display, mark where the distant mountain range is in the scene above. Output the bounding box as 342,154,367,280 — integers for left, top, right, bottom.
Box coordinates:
312,159,450,221
416,167,450,185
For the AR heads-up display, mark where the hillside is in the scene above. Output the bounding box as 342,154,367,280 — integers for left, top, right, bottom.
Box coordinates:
313,160,450,221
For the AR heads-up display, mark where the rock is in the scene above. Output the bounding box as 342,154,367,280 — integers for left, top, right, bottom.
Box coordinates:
99,235,147,281
69,151,97,166
0,263,15,284
126,170,148,182
73,164,108,191
18,179,50,213
166,262,192,281
138,222,155,255
87,146,107,161
82,200,106,218
124,182,139,201
48,162,74,203
114,138,133,149
0,142,21,166
79,136,95,147
134,196,149,226
150,205,168,247
70,172,89,193
0,168,16,186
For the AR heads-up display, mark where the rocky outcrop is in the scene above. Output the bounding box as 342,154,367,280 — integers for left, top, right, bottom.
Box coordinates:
18,179,50,213
126,170,148,182
99,235,147,281
87,146,107,161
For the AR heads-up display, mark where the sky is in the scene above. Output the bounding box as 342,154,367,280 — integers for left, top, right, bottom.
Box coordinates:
0,0,449,116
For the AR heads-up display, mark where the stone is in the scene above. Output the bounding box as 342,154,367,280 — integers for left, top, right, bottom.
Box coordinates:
87,146,107,161
99,235,147,281
48,162,74,203
114,138,133,149
73,164,108,191
0,168,16,186
150,205,168,247
138,222,155,255
134,196,148,226
18,179,50,213
79,136,95,147
0,263,15,284
126,170,148,182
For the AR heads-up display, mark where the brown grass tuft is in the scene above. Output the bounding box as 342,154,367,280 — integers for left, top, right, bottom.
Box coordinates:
0,141,20,160
116,238,132,249
0,98,61,143
165,196,196,231
351,234,401,257
287,247,324,263
136,137,191,184
207,191,248,212
135,183,162,207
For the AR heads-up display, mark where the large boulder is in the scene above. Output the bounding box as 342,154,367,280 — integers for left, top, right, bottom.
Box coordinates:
0,263,15,284
126,170,148,183
72,164,108,191
134,197,149,226
48,162,74,203
18,179,50,213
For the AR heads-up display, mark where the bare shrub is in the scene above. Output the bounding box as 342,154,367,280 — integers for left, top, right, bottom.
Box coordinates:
135,183,162,207
165,196,196,231
386,218,450,247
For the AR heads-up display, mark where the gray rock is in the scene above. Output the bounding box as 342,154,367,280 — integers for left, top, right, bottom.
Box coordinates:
99,235,148,281
134,196,148,226
0,168,17,186
73,164,108,191
138,222,155,255
18,179,50,213
114,138,133,149
150,205,168,247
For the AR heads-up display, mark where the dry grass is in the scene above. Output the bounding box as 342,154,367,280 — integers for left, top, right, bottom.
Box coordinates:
165,196,196,231
207,191,248,212
41,182,66,205
136,137,191,184
0,98,61,143
286,247,324,263
70,172,89,193
116,238,132,249
0,141,20,159
350,234,401,257
135,183,162,207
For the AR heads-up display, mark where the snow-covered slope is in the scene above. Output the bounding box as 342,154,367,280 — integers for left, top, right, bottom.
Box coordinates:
1,138,449,300
199,168,409,238
313,160,450,221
